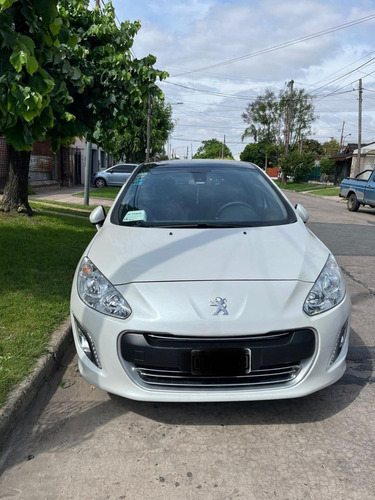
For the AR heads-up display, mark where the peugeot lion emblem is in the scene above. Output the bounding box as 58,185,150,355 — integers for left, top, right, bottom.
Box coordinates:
211,297,228,316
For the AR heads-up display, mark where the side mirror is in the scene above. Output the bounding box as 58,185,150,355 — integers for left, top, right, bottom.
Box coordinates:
89,205,106,230
295,203,309,223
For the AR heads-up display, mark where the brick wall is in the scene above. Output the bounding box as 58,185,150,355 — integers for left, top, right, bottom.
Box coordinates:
0,139,82,187
266,166,279,178
29,140,54,181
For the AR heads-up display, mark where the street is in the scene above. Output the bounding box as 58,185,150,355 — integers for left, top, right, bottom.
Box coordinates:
1,192,374,500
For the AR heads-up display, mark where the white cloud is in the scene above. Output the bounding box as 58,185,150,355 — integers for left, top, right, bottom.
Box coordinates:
113,0,375,157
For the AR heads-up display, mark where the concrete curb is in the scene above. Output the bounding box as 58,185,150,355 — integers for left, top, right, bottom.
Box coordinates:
0,318,73,457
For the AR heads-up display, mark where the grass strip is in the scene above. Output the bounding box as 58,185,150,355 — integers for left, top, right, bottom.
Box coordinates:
29,199,97,210
0,211,95,406
73,187,121,199
30,202,92,218
307,187,341,196
274,181,341,196
275,181,334,192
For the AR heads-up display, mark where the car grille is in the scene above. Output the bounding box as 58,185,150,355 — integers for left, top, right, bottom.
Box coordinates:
135,365,301,387
119,330,315,389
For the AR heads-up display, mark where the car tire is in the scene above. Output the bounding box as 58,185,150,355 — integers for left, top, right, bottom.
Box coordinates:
348,193,359,212
95,178,106,188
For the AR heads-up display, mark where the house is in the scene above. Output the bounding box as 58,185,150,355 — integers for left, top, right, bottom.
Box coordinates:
350,142,375,175
0,137,113,189
330,143,361,184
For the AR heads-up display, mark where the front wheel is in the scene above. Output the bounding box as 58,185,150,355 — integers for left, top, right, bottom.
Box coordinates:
348,193,360,212
95,178,106,188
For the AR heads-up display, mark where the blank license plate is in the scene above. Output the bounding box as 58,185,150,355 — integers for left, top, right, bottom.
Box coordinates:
191,348,251,376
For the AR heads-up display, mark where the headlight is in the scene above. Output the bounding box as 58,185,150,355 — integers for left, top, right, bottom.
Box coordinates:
303,255,345,316
77,257,131,319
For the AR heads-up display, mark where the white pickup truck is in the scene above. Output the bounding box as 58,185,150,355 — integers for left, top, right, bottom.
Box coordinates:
340,169,375,211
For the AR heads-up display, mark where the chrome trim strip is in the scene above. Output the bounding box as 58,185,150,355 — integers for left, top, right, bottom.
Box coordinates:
146,332,292,342
135,365,301,387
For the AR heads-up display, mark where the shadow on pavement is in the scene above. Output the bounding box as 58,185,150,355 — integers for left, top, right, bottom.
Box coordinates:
1,327,372,476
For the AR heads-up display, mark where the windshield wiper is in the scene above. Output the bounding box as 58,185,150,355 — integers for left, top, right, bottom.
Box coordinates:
122,220,153,227
160,223,252,228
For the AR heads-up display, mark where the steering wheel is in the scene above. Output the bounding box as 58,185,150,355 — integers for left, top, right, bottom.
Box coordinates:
215,201,254,219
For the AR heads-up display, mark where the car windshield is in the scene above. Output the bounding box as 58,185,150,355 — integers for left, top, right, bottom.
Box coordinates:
113,162,296,228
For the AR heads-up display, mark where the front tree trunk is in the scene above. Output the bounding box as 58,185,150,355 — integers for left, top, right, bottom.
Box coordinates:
1,145,33,215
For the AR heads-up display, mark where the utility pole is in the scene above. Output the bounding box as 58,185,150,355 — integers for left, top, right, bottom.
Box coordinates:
84,140,92,206
282,80,294,184
146,93,152,162
284,80,294,156
222,135,226,159
339,121,345,151
354,79,363,177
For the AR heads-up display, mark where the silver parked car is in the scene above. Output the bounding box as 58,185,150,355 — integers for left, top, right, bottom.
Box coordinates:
92,163,138,188
71,159,351,403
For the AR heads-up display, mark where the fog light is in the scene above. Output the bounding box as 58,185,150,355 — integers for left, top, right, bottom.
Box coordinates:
75,320,102,369
329,319,349,366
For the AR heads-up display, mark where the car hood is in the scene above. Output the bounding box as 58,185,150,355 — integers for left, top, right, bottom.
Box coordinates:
87,220,329,285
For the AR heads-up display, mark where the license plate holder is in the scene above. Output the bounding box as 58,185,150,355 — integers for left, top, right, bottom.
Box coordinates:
191,348,251,376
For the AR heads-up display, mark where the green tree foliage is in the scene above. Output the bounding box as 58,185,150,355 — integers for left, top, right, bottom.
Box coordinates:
115,98,174,163
0,0,81,152
242,90,280,145
322,138,340,156
280,150,316,183
193,138,233,159
300,139,324,155
241,84,316,149
0,0,77,213
0,0,167,213
320,157,336,176
240,141,280,168
59,0,167,154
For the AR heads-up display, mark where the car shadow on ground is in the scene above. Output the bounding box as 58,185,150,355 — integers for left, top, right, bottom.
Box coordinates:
1,328,372,475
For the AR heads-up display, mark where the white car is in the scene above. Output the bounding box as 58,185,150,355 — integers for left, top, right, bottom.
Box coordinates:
70,160,351,402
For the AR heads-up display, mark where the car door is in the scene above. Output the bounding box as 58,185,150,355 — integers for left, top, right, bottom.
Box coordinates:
107,165,128,186
364,170,375,205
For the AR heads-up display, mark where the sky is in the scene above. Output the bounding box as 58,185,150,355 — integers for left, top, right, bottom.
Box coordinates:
107,0,375,159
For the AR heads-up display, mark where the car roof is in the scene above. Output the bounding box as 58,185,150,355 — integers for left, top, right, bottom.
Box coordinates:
112,163,138,167
143,159,259,170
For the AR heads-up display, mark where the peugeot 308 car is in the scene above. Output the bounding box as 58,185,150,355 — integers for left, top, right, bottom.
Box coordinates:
71,160,351,402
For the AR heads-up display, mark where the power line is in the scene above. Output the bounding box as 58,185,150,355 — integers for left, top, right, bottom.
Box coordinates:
308,51,375,88
171,137,244,145
170,13,375,78
309,57,375,98
163,81,253,100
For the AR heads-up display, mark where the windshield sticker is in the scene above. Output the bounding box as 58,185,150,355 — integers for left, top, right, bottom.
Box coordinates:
133,173,148,185
123,210,147,222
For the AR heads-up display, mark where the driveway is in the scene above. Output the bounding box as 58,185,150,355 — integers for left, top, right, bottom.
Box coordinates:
1,192,374,500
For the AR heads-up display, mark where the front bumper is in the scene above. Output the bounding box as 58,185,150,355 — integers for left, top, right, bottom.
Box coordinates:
70,280,351,402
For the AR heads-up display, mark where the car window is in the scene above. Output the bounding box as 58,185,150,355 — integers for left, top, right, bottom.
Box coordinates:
114,164,296,228
355,170,372,181
122,165,137,173
109,164,137,174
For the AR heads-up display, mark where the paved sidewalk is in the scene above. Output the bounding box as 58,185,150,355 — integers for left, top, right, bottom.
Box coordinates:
29,185,114,207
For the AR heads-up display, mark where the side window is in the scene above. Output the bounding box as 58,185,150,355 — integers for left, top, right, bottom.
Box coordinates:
113,165,135,173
